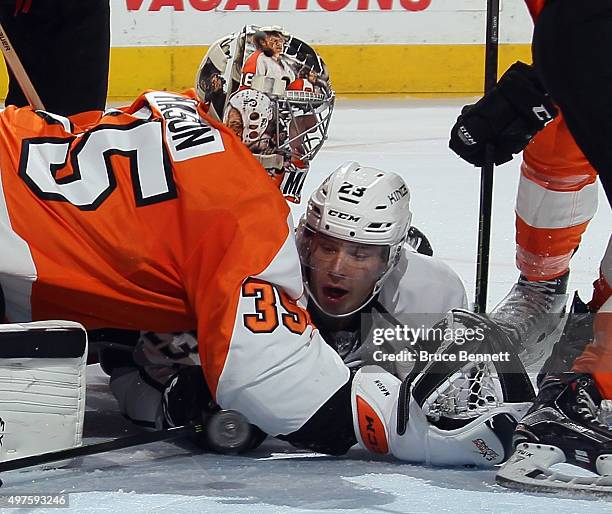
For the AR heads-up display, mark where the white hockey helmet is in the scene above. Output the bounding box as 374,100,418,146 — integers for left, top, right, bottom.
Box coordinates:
297,161,413,317
195,25,334,179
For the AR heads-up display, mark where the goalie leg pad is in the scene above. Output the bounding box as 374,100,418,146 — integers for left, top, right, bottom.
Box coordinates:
0,321,87,462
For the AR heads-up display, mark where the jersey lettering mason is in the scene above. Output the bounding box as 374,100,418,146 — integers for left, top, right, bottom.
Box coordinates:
0,91,349,436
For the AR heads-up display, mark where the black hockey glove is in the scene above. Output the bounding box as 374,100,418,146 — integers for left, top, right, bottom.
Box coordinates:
449,61,558,167
162,366,266,453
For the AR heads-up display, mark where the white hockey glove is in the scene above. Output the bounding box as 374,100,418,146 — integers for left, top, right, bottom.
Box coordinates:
0,321,87,462
351,310,535,467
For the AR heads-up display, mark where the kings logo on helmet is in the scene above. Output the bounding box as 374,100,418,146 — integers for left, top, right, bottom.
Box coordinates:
388,185,409,205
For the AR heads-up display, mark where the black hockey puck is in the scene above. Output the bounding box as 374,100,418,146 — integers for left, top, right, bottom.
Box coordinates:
206,410,252,454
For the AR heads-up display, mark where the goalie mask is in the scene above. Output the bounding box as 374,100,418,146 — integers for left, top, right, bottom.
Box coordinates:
195,25,334,178
297,161,412,317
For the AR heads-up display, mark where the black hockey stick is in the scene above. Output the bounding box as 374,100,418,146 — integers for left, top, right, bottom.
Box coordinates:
0,424,199,475
474,0,500,313
0,407,253,479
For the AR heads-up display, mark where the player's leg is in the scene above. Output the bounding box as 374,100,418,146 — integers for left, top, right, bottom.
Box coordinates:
498,297,612,489
497,225,612,489
515,117,598,283
491,0,612,367
496,3,612,491
496,370,612,493
529,0,612,396
490,116,598,365
536,236,611,379
0,321,87,462
0,0,110,114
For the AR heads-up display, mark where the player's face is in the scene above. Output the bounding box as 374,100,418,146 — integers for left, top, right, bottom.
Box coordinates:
307,232,387,316
226,107,244,139
264,34,284,57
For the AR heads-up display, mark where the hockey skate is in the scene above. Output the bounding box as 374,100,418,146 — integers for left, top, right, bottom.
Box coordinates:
496,373,612,497
490,272,569,366
536,292,596,385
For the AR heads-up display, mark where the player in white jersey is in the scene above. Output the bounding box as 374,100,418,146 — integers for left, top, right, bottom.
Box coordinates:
296,161,468,377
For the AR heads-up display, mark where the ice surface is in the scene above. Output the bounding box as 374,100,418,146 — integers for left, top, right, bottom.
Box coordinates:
0,99,610,512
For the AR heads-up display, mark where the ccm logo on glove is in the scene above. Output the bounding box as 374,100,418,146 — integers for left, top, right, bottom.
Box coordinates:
355,396,389,454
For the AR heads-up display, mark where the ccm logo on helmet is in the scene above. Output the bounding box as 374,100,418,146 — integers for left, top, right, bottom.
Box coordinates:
328,209,361,222
388,185,408,205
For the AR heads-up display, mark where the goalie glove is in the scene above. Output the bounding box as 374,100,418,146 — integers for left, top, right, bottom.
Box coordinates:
351,309,535,466
449,61,558,167
352,366,520,466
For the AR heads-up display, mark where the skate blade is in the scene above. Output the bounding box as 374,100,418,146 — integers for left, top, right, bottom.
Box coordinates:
496,443,612,498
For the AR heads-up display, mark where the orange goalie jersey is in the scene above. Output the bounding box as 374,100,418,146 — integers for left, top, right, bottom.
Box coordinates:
0,90,349,436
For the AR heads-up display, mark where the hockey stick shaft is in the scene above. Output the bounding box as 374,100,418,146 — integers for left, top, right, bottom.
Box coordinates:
0,22,45,110
474,0,500,313
0,424,199,473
